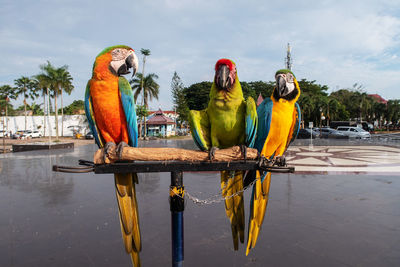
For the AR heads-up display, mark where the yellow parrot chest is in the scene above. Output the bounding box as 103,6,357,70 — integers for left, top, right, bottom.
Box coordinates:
208,98,246,148
263,99,295,156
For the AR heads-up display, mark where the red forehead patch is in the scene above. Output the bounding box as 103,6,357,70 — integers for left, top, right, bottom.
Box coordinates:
215,58,235,71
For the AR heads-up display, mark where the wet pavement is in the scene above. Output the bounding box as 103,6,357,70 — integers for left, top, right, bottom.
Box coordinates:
0,138,399,266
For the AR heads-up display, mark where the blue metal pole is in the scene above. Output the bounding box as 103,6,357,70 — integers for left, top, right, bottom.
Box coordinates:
170,171,184,267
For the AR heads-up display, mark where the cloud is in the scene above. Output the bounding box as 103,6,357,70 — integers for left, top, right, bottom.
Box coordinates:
1,0,400,110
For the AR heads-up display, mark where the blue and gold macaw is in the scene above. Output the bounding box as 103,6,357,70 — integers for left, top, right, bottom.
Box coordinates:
84,45,141,266
245,69,301,255
189,59,258,250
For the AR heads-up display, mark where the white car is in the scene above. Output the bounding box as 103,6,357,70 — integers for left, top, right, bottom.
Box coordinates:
336,126,371,139
22,130,42,138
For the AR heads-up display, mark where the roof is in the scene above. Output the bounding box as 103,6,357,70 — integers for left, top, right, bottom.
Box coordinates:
146,108,175,125
148,110,177,115
369,94,387,104
256,93,264,106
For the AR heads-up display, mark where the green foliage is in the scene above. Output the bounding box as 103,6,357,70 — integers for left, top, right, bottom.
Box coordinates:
136,104,149,118
130,72,160,107
63,100,84,115
171,72,189,124
183,81,212,111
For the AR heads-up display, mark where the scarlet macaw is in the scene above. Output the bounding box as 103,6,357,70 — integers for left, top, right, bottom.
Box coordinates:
189,59,258,250
84,45,141,266
246,69,301,255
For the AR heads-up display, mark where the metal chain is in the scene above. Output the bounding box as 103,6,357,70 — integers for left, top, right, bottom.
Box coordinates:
174,172,262,205
173,156,284,205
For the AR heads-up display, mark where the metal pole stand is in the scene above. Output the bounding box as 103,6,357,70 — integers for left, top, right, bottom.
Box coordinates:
170,171,184,267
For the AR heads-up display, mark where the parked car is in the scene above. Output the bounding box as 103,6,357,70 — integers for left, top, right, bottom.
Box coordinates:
336,126,371,139
297,128,320,139
22,130,42,138
0,130,8,138
12,130,26,139
315,127,348,139
85,131,94,139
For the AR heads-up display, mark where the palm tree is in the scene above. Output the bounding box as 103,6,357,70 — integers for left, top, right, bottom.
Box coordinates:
42,63,73,140
33,73,50,137
57,67,73,136
14,76,38,131
137,49,151,138
130,72,159,138
0,85,17,134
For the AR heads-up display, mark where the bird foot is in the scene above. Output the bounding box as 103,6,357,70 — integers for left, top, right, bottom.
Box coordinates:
116,141,130,160
104,142,116,163
209,147,218,162
274,155,287,167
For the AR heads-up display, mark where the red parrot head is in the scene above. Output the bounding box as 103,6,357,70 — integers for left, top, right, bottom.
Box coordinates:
214,59,237,91
95,45,139,78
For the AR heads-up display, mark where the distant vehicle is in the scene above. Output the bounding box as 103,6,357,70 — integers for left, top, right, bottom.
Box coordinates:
336,126,371,139
12,130,26,139
22,130,42,138
297,128,320,139
85,131,94,139
0,130,7,138
315,127,348,139
330,121,373,132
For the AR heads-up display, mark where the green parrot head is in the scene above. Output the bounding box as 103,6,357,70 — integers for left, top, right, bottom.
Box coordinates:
273,69,300,101
214,58,237,92
94,45,139,77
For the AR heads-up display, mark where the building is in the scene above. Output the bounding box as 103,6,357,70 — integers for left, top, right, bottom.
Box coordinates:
368,94,388,105
256,93,264,106
146,108,176,137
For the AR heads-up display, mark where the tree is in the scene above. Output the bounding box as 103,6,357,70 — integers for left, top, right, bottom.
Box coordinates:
130,71,159,138
14,76,38,131
63,100,84,115
171,72,189,124
44,63,73,139
0,85,17,133
130,73,160,107
183,81,212,111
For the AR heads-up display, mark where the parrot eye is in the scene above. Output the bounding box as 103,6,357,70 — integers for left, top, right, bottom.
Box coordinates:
286,73,294,83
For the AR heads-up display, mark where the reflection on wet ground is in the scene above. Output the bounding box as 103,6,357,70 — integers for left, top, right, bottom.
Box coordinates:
0,138,399,266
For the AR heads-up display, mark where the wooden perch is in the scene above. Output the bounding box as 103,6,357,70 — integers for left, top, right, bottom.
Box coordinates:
94,146,259,164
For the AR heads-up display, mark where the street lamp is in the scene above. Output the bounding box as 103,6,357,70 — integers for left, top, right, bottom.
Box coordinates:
1,109,5,153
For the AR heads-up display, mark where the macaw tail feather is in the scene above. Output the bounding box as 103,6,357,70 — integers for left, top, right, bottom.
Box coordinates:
115,173,141,267
221,170,245,250
246,171,271,256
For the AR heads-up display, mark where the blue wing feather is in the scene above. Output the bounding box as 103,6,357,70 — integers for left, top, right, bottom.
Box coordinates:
119,77,138,148
245,97,258,148
254,98,273,153
84,82,103,147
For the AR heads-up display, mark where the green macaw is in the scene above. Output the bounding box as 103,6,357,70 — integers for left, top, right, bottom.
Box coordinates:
245,69,301,255
189,58,258,250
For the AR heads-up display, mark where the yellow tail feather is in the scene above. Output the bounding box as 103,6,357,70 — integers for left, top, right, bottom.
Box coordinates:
221,170,245,250
246,172,272,256
115,173,141,266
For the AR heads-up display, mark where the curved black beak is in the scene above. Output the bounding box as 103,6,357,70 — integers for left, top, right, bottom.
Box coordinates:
216,65,232,90
117,54,137,77
277,75,288,97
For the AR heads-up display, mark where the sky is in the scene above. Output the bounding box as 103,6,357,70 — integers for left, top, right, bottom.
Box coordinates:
1,0,400,111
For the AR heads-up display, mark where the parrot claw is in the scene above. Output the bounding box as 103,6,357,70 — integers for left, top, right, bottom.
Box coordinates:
274,156,287,167
116,141,130,160
240,145,247,161
104,142,116,163
209,147,218,162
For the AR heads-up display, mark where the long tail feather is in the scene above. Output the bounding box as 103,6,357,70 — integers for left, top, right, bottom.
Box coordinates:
221,170,245,250
246,172,271,256
115,173,141,266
